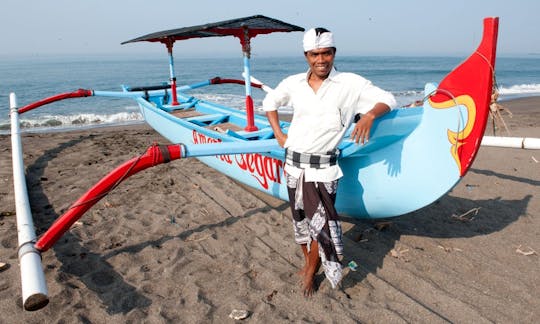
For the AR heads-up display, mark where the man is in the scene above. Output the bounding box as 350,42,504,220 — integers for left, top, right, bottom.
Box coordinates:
262,27,396,296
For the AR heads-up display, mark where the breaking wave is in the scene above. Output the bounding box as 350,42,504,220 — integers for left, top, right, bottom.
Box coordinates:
497,83,540,95
0,111,143,134
1,83,537,135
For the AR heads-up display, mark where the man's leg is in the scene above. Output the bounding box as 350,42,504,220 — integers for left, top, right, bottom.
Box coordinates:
302,240,320,297
298,244,308,276
286,173,324,296
286,174,309,278
301,180,343,291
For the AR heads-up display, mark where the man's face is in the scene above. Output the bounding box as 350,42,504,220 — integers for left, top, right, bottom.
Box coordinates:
304,47,335,79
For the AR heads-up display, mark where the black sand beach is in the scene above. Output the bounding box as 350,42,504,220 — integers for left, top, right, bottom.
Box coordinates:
0,97,538,323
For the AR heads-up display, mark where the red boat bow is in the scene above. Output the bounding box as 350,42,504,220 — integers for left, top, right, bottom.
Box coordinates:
429,17,499,176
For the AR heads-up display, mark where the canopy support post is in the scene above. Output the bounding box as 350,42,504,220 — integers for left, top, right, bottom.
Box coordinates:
241,27,258,132
166,40,179,106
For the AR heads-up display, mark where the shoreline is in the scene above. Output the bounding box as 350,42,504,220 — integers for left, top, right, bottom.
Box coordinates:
0,97,538,322
1,95,538,136
498,95,540,112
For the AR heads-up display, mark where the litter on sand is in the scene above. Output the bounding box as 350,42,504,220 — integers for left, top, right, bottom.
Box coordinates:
438,245,463,252
390,247,410,261
229,309,250,320
516,245,537,256
451,207,481,222
0,262,9,272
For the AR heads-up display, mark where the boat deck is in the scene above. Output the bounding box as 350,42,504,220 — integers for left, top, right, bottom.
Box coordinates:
169,108,203,119
165,104,270,140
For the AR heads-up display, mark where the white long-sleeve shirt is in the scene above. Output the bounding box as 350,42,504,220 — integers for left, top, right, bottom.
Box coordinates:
263,68,396,182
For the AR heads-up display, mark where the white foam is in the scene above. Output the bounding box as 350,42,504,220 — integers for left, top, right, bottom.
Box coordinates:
2,111,144,133
498,83,540,95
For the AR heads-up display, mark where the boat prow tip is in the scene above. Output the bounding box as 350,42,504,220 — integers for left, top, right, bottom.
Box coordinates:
427,17,499,176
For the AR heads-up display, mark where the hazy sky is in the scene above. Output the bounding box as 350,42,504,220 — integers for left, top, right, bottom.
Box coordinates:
2,0,539,58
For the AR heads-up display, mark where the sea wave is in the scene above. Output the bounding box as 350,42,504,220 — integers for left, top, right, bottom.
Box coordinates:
2,83,537,135
497,83,540,95
0,111,143,134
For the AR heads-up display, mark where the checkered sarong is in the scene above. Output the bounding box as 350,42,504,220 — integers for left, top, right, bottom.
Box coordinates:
285,149,338,169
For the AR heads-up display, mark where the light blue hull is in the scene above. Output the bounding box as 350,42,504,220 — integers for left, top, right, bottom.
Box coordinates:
131,17,499,219
338,84,465,217
135,82,466,219
137,95,290,200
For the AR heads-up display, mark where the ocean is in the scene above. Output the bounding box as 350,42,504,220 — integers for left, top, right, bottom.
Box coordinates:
1,54,539,134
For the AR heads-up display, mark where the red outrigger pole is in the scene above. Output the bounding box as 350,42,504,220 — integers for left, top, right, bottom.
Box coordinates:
34,144,184,252
18,89,93,114
15,80,269,253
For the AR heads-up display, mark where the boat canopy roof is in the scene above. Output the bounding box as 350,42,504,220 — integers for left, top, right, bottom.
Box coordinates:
121,15,304,45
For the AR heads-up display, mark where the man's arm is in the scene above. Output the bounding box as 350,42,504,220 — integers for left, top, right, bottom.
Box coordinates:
265,110,288,147
351,102,390,144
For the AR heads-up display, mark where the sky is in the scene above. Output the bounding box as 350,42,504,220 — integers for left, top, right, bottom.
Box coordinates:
1,0,539,58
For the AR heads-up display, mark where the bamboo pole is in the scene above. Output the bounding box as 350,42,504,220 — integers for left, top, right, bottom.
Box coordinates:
10,93,49,311
482,136,540,149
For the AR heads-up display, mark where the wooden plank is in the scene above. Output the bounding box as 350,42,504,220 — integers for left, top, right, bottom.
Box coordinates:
170,109,203,119
208,122,243,133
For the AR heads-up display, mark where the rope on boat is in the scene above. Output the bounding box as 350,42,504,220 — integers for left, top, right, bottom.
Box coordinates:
473,50,513,136
68,142,182,210
425,88,464,156
67,150,146,210
488,90,513,135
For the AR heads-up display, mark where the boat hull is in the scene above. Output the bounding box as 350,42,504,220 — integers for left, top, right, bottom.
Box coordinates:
137,82,466,219
138,97,290,199
136,17,498,219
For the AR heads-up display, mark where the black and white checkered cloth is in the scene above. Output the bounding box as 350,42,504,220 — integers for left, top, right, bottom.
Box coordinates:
285,149,338,169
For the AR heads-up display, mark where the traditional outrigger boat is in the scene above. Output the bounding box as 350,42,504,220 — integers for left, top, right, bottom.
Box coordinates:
10,15,517,310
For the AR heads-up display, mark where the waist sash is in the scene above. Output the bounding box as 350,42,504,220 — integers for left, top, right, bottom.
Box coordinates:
285,149,338,169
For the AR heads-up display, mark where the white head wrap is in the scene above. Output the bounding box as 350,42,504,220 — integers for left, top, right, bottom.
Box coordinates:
303,28,335,52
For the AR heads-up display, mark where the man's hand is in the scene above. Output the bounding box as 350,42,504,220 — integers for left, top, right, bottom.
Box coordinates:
351,103,391,145
275,132,288,147
351,112,375,144
266,110,287,147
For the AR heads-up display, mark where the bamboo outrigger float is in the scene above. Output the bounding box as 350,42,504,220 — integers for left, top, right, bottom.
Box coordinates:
10,94,49,311
8,15,538,310
482,135,540,149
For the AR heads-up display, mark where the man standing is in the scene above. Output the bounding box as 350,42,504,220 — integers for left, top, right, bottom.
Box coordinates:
263,27,396,296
